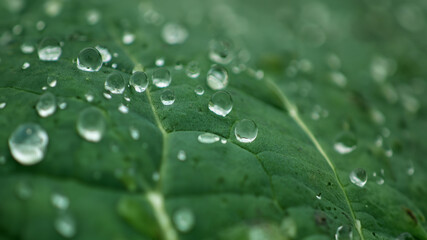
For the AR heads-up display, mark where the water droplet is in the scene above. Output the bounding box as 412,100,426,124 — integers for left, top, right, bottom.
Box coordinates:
105,73,125,94
37,37,61,61
208,91,233,117
0,155,6,165
95,45,111,63
57,99,67,109
235,119,258,143
194,85,204,95
86,9,101,25
47,76,57,87
160,89,175,105
220,138,227,144
77,107,105,142
111,63,118,69
152,68,171,88
175,61,184,70
330,72,347,87
173,208,195,233
349,168,367,187
0,102,6,109
209,38,233,64
21,42,34,54
84,92,94,102
185,61,201,78
155,57,165,67
77,47,103,72
36,20,46,31
129,127,140,140
198,133,220,144
54,213,76,238
152,172,160,181
162,22,188,45
103,92,112,99
118,103,129,114
207,65,228,90
51,193,69,210
335,225,353,240
12,24,23,35
8,123,48,165
177,150,186,161
316,193,322,200
36,92,56,118
130,71,148,93
122,32,135,45
22,62,30,69
334,132,357,154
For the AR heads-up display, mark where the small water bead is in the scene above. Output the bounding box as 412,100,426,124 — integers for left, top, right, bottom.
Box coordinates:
198,133,220,144
130,71,148,93
316,193,322,200
122,32,135,45
162,22,189,45
51,193,70,210
12,24,23,35
21,42,34,54
220,138,227,144
86,10,101,25
349,168,367,187
235,119,258,143
42,86,48,91
77,107,105,142
77,47,103,72
105,73,125,94
0,102,6,109
103,92,112,99
95,45,111,63
152,172,160,181
84,92,94,102
36,92,56,118
57,99,67,110
177,150,186,161
129,127,140,140
111,63,118,69
160,89,175,106
185,61,201,78
38,37,62,61
0,155,6,164
173,208,195,233
208,91,233,117
152,68,171,88
335,225,353,240
155,57,165,67
55,213,76,238
47,76,57,87
118,103,129,114
333,132,357,154
330,72,347,88
194,85,204,95
22,62,30,70
175,61,184,70
36,21,46,31
207,65,228,90
8,123,49,165
209,38,234,64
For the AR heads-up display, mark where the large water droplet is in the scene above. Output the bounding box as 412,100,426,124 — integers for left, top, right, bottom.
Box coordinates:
54,213,76,238
177,150,186,161
77,47,103,72
207,65,228,90
185,61,201,78
38,37,62,61
198,133,220,144
162,22,189,45
105,72,125,94
209,38,233,64
235,119,258,143
173,208,195,233
334,132,357,154
36,92,56,117
152,68,171,88
130,71,148,93
77,107,105,142
335,225,353,240
208,91,233,117
51,193,69,210
349,168,367,187
8,123,48,165
160,89,175,106
95,45,112,63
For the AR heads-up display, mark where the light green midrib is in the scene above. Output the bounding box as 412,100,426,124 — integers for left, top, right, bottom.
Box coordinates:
265,78,365,240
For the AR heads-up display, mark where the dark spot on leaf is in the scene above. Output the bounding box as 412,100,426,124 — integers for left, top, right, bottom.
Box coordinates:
314,211,328,227
403,207,418,225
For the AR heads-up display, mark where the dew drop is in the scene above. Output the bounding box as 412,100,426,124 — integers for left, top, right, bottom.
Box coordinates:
54,213,76,238
177,150,186,161
0,155,6,165
0,102,6,109
8,123,48,165
209,38,234,64
122,32,135,45
47,76,57,87
103,92,112,99
335,225,353,240
185,61,201,78
316,193,322,200
162,22,188,45
36,20,46,31
36,92,56,118
22,62,30,69
95,45,111,63
129,126,140,140
152,68,171,88
235,119,258,143
173,208,195,233
86,9,101,25
130,71,148,93
38,37,62,61
51,193,69,210
152,172,160,181
333,132,357,154
57,99,67,110
21,42,35,54
207,65,228,90
155,57,165,67
77,47,103,72
118,103,129,114
194,85,204,95
220,138,227,144
84,92,94,102
105,73,125,94
161,89,175,106
198,133,220,144
208,91,233,117
349,168,367,187
76,107,105,142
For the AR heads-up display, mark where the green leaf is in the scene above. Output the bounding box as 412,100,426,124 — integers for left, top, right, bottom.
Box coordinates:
0,0,426,240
